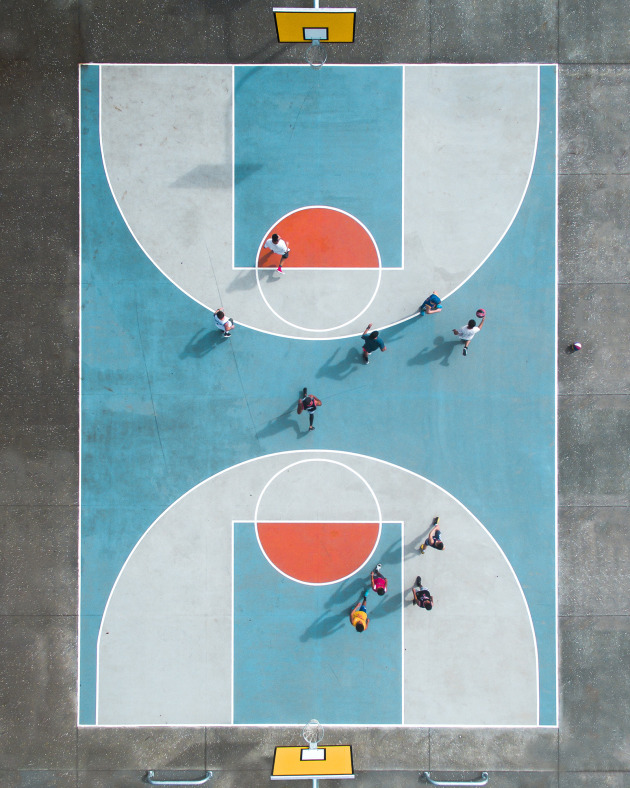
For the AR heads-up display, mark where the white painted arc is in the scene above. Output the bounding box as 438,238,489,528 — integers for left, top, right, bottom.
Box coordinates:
99,65,539,340
253,458,383,586
96,450,538,726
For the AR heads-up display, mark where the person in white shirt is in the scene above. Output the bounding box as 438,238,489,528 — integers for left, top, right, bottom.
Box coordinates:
264,233,290,273
214,308,234,338
452,314,485,356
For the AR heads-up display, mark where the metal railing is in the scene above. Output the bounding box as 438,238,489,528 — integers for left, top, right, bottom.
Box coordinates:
422,772,489,787
143,771,213,785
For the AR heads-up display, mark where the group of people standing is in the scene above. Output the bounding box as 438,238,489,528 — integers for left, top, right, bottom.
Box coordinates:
349,518,445,634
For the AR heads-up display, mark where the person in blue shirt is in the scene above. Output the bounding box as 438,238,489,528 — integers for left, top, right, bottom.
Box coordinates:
419,291,443,316
361,323,386,364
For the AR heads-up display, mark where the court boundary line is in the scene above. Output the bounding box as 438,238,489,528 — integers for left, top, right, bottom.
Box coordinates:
400,523,405,725
88,63,547,342
554,64,560,727
77,65,84,725
231,519,235,725
79,65,556,723
88,449,544,727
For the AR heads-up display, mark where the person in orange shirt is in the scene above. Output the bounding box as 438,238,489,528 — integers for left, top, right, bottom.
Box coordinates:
350,591,370,632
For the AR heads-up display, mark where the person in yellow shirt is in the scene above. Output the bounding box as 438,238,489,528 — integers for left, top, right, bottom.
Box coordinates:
350,591,370,632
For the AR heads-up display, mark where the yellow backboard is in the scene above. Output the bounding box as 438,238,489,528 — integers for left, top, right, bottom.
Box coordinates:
271,745,355,779
273,8,356,43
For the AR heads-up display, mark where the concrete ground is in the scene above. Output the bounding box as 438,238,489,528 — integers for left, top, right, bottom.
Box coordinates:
1,2,629,788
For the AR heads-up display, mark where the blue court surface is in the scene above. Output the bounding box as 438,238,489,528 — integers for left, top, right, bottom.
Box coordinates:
79,64,557,726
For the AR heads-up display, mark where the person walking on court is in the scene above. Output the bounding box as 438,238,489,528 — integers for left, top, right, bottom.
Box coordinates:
419,291,443,316
453,314,485,356
412,577,433,610
350,590,370,632
419,517,444,553
264,232,290,273
297,387,321,431
213,308,235,338
371,563,388,596
361,323,386,364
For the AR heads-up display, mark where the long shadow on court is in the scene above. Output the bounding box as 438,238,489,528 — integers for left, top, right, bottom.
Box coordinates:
257,392,316,440
316,347,363,381
408,336,459,367
179,329,225,358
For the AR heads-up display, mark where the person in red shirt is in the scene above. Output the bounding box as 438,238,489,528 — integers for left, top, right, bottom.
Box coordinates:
370,563,388,596
297,387,322,431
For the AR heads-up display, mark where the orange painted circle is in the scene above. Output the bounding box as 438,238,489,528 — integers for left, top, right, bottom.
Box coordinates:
258,207,379,269
256,522,380,584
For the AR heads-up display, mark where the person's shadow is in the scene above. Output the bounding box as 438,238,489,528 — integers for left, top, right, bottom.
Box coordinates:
179,329,224,359
406,526,435,560
369,591,403,619
256,390,314,440
316,347,363,381
408,336,459,367
226,270,258,292
299,610,347,641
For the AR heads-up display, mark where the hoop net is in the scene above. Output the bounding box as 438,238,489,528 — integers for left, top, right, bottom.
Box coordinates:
302,719,324,749
305,42,327,70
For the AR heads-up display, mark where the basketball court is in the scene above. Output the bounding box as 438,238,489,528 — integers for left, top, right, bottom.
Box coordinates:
79,56,557,728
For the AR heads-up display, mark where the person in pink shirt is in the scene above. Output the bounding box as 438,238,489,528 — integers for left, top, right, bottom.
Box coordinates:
370,563,388,596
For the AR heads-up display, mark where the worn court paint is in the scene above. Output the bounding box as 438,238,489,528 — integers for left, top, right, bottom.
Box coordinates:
234,521,403,724
80,65,556,725
234,65,403,270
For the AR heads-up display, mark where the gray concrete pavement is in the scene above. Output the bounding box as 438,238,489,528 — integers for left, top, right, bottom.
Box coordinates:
1,0,629,786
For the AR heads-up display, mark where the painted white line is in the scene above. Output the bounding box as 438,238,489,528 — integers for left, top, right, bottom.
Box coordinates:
252,457,383,585
77,63,84,727
442,65,541,302
79,721,556,728
231,519,235,725
93,64,102,726
553,63,560,728
254,205,383,332
82,62,559,68
98,66,218,320
401,66,405,272
400,521,405,725
231,65,235,272
92,448,543,726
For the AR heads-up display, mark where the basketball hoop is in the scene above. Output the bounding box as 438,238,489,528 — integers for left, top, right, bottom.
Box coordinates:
302,719,324,749
305,41,327,70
